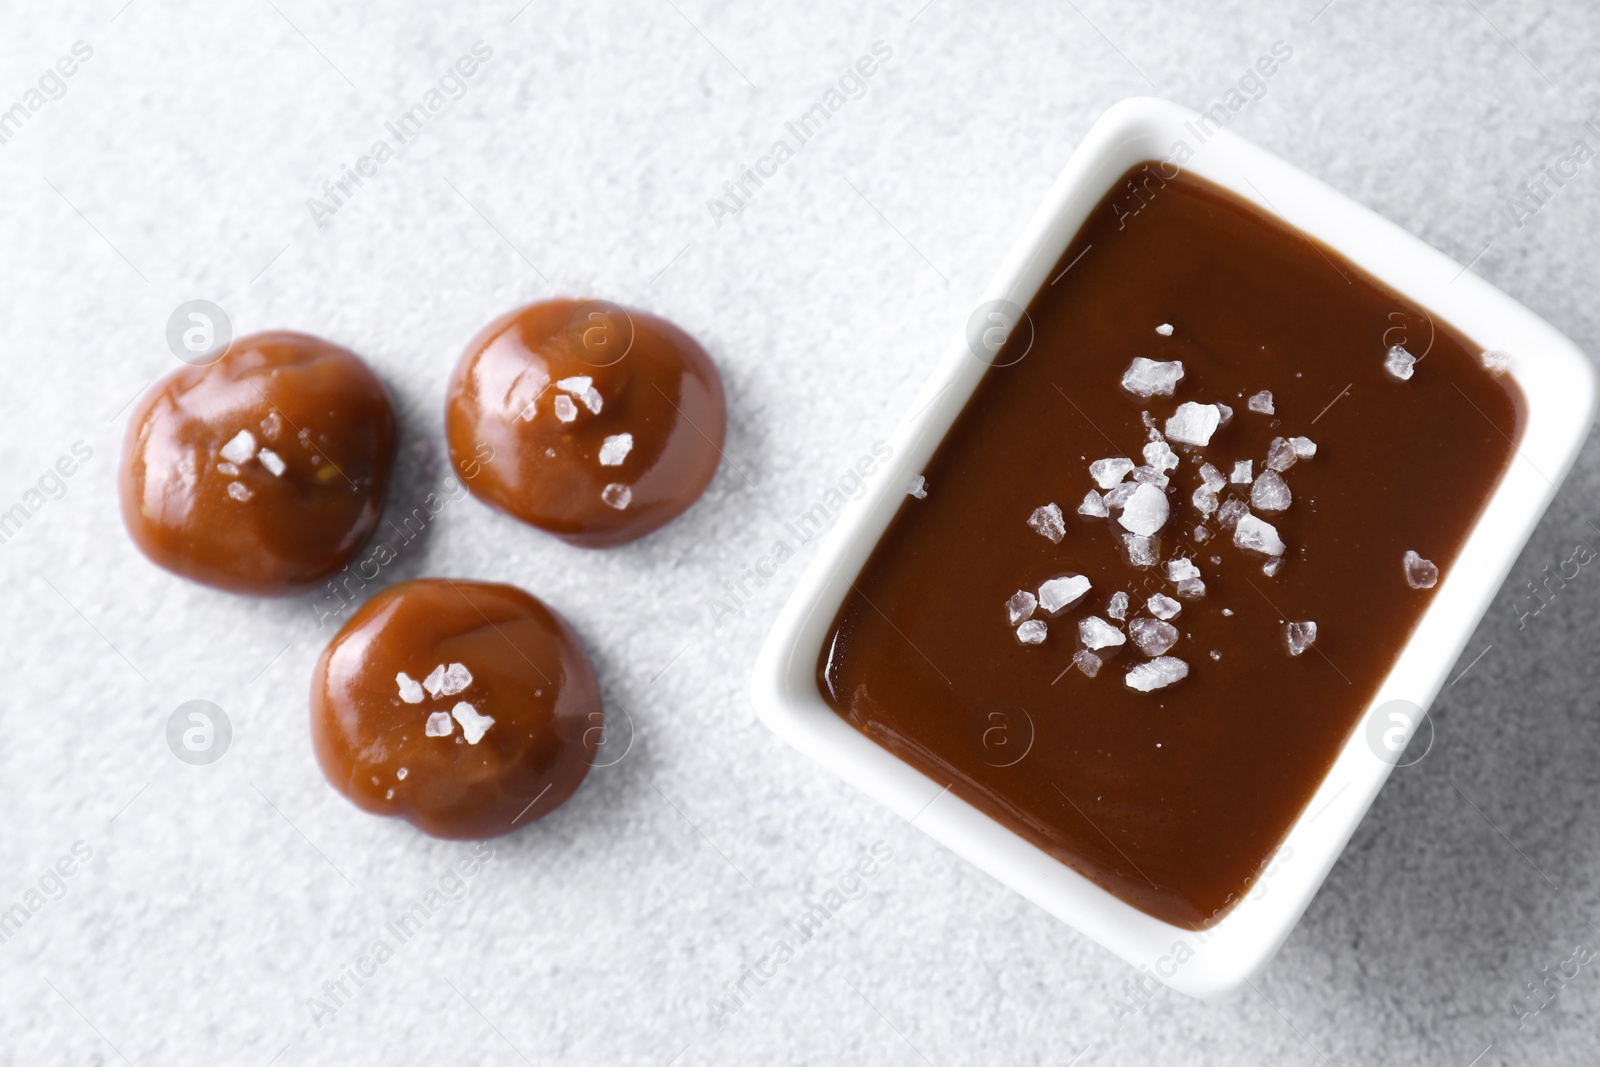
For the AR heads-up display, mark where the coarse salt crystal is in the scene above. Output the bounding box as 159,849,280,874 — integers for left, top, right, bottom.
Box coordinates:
216,462,239,477
422,664,448,698
1079,615,1125,650
1166,558,1200,582
396,673,424,704
220,429,256,465
1284,620,1318,656
1385,345,1416,380
1129,617,1179,657
1191,485,1219,517
1481,350,1511,375
556,375,593,394
1175,577,1207,599
1248,390,1274,415
1194,525,1211,543
1155,323,1174,336
1266,437,1297,472
1403,550,1439,589
580,387,604,414
1199,463,1226,492
1143,441,1179,472
451,701,495,744
602,483,632,510
1006,590,1038,625
554,394,579,422
907,475,928,499
226,481,252,502
1289,436,1317,459
425,711,454,737
1125,657,1189,692
1250,470,1292,512
599,433,634,466
257,448,286,476
1039,575,1092,614
1121,357,1185,398
439,662,473,696
1231,460,1253,485
1090,458,1135,488
1107,591,1129,620
1078,491,1108,518
1074,649,1103,677
1165,402,1222,447
1118,483,1170,536
1262,556,1283,577
1123,534,1158,567
1132,465,1169,489
1147,593,1181,620
1016,620,1048,645
1216,498,1248,528
1235,513,1286,556
1103,483,1139,509
1028,503,1066,543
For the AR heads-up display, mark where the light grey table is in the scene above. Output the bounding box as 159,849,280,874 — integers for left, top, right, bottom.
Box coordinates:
2,1,1597,1063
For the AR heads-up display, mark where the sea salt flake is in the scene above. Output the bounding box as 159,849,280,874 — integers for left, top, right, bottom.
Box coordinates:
1166,558,1201,582
1015,620,1048,645
1125,657,1189,692
451,701,495,744
226,481,252,502
1129,617,1180,657
1147,593,1182,620
1073,649,1103,677
554,394,578,422
1118,483,1170,536
907,475,928,499
1403,550,1439,589
1199,463,1226,492
1165,403,1222,447
1289,436,1317,459
1235,513,1287,556
1262,556,1283,577
1123,534,1158,567
1248,390,1275,415
258,448,286,476
1216,498,1249,528
220,429,257,465
1028,503,1066,543
439,662,473,696
1090,458,1135,488
1284,620,1318,656
1175,577,1207,599
1385,345,1416,380
1155,323,1174,336
1038,575,1092,614
1481,350,1511,375
422,664,448,698
1079,615,1125,650
602,483,632,510
1006,590,1038,625
396,673,424,704
1143,441,1180,472
599,433,634,466
1231,460,1253,484
1121,357,1185,399
1266,437,1297,472
1251,470,1292,511
1107,591,1129,621
425,711,454,737
1078,491,1108,518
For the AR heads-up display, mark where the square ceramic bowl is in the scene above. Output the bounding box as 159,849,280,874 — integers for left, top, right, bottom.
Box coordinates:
750,97,1597,999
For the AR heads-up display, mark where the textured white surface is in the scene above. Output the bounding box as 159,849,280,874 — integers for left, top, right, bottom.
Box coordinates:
2,1,1600,1064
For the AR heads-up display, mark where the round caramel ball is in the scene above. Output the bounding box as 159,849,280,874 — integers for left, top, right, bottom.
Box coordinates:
445,298,725,547
119,331,396,595
310,578,602,839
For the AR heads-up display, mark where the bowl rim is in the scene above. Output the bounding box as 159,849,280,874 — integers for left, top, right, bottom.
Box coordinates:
750,96,1597,999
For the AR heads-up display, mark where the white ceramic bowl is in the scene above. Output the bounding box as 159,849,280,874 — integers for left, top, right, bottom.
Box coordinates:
750,97,1597,999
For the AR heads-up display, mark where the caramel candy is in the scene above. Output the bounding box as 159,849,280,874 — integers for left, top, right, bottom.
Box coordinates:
310,578,602,839
119,331,396,595
446,299,725,547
